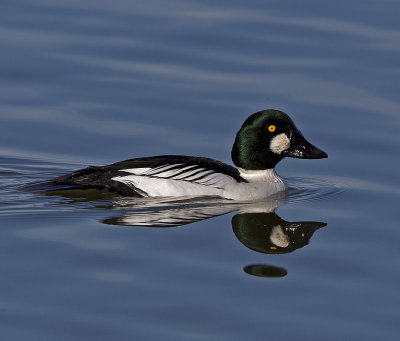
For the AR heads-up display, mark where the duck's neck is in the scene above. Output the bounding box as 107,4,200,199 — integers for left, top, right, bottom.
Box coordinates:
237,167,282,183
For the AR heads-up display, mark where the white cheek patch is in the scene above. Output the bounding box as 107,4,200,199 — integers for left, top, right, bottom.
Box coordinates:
270,133,290,154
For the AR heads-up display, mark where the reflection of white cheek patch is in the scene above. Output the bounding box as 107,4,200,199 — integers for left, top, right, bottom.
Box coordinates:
270,225,290,248
270,133,290,154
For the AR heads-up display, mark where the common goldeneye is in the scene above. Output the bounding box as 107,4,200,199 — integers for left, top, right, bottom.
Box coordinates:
52,109,327,200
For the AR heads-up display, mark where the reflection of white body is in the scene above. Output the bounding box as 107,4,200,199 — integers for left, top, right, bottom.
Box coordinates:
107,196,284,227
112,166,286,201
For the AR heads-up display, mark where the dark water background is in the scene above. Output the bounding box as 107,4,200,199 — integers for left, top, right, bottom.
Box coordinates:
1,1,400,340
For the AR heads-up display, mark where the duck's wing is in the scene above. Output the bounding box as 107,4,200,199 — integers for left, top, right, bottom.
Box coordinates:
52,155,247,197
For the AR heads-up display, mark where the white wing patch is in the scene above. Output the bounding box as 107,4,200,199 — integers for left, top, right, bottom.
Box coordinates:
111,163,238,197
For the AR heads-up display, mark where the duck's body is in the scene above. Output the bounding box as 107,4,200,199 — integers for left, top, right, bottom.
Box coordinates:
53,155,286,200
52,110,327,200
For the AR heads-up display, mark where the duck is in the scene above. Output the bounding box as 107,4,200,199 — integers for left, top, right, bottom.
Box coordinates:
51,109,327,200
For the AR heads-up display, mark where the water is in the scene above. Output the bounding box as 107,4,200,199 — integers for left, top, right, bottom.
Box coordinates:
1,0,400,340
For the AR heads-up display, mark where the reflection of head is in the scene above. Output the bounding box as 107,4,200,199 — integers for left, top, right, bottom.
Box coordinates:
232,212,326,254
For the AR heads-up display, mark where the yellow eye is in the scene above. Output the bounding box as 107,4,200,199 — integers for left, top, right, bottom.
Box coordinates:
268,125,276,132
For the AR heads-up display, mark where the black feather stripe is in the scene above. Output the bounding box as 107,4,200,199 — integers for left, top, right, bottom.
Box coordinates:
160,166,203,180
168,165,201,179
169,168,209,180
105,156,247,183
187,170,215,182
146,164,183,175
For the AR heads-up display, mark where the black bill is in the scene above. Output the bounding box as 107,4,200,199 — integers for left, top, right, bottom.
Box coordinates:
282,130,328,159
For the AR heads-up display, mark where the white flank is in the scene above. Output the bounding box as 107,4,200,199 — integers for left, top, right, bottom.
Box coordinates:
270,133,290,154
111,175,225,197
112,164,288,200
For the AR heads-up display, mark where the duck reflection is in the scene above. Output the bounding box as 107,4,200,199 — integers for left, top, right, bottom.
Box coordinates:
232,210,325,278
42,188,326,278
102,197,326,277
103,198,325,256
232,211,326,254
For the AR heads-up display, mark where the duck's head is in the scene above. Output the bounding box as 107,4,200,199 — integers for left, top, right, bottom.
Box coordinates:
231,109,327,170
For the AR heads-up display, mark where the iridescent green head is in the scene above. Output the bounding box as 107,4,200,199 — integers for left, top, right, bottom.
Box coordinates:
231,109,327,170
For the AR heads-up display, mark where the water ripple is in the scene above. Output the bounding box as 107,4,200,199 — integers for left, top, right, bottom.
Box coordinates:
286,176,345,203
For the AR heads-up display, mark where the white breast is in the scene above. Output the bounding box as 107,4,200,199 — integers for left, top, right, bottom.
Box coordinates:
226,168,287,200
